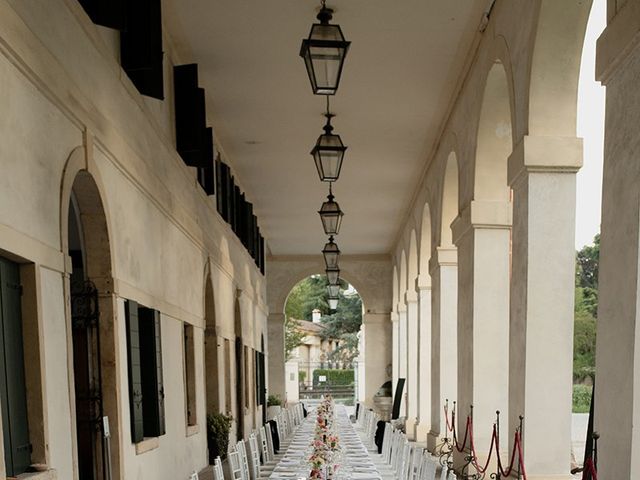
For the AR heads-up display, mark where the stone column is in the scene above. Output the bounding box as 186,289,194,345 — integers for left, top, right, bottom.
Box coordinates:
405,291,419,439
594,12,640,478
507,135,581,477
391,312,399,398
397,303,408,417
451,201,511,465
267,313,286,400
427,247,458,450
415,274,432,442
362,313,392,408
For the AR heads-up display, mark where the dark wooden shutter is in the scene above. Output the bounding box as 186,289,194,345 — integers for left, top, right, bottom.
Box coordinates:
198,128,216,195
215,157,224,216
0,258,31,476
78,0,125,29
125,300,144,443
139,308,165,437
225,173,234,225
259,235,265,275
120,0,164,99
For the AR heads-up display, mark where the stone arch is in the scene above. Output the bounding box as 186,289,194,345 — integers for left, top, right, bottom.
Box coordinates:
61,150,123,480
440,152,459,248
282,272,367,316
474,61,514,202
527,0,591,137
419,203,432,278
408,231,418,294
203,262,222,415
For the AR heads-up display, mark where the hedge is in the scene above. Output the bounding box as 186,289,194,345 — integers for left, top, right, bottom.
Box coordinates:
312,369,354,386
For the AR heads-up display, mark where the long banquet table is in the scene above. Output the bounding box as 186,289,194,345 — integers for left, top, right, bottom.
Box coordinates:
268,405,382,480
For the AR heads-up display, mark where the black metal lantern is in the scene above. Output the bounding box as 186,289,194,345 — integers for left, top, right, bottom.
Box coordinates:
328,296,339,310
326,266,340,285
327,283,340,297
322,235,340,269
318,184,344,235
299,4,350,96
312,113,347,182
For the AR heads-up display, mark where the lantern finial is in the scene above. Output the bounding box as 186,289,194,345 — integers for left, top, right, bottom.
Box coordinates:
317,5,333,25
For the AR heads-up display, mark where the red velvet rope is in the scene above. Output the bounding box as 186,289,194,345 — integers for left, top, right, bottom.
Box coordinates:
582,458,598,480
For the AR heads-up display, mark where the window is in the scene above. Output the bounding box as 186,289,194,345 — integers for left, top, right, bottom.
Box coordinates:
125,300,165,443
0,258,31,476
183,324,197,427
224,339,232,411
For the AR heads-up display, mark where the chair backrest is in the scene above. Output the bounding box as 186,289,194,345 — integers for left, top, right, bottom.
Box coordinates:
264,424,276,460
420,455,437,480
381,424,393,463
400,444,412,480
439,465,449,480
247,434,261,480
446,470,456,480
236,440,251,480
213,456,225,480
409,446,423,480
228,451,243,480
257,426,271,463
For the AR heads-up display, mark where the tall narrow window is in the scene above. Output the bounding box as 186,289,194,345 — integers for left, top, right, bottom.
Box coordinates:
183,324,197,427
0,257,31,476
125,300,166,443
224,339,232,412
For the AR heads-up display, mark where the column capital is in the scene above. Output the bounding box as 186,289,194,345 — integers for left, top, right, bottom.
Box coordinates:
508,135,582,186
405,290,418,304
397,302,407,313
451,200,512,244
596,0,640,84
417,274,432,290
428,247,457,275
390,311,399,323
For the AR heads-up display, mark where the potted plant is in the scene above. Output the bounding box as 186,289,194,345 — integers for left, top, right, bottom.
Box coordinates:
207,412,233,464
266,394,282,420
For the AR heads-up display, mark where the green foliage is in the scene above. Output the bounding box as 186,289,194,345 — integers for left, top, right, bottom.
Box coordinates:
572,384,593,413
285,275,333,320
267,394,282,407
285,317,305,361
312,368,354,386
298,371,307,383
206,412,233,460
573,234,599,384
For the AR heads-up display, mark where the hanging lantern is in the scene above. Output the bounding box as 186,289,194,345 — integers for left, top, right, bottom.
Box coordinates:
312,113,347,182
318,184,344,235
328,296,339,310
322,236,340,269
326,265,340,285
299,4,350,96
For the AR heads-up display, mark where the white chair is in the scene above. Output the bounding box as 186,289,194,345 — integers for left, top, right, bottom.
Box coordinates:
399,443,412,480
247,434,261,480
409,446,424,480
213,456,225,480
227,451,243,480
420,455,437,480
235,440,251,480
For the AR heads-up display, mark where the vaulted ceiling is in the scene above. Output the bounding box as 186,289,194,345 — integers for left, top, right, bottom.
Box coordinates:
163,0,488,256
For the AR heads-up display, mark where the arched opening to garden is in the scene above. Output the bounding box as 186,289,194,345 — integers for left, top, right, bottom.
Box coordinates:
282,275,364,408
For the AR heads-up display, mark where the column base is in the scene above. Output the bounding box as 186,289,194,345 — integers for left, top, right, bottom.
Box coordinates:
414,421,430,444
427,430,441,451
405,417,417,440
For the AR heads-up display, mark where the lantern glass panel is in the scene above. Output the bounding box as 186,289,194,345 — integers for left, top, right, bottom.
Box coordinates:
327,284,340,297
319,197,343,235
328,297,339,310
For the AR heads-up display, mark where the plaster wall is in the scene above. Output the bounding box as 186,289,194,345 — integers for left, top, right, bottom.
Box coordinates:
0,0,267,478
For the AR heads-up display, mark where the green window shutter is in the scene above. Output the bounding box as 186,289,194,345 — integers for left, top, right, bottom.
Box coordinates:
139,308,165,437
125,300,144,443
0,258,31,476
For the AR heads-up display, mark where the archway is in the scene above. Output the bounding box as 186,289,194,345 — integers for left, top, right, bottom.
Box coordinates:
455,60,514,465
428,152,459,449
283,275,364,409
65,170,119,480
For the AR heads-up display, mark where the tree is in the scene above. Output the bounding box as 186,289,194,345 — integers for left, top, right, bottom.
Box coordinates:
284,317,305,361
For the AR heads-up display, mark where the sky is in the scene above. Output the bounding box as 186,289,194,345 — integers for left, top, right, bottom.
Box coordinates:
575,0,606,249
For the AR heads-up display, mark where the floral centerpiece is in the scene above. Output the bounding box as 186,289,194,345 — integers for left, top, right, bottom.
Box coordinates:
308,395,341,479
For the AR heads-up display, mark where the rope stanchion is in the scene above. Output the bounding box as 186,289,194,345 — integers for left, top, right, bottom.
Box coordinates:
442,403,530,480
582,458,598,480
